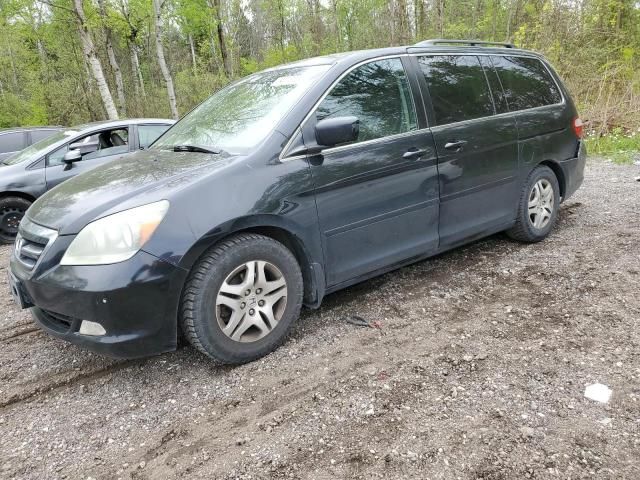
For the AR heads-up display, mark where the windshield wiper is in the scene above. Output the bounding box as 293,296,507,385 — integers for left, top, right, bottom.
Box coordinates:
172,144,222,154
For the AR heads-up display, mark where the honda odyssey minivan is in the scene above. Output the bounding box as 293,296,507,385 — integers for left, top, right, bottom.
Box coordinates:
9,40,586,364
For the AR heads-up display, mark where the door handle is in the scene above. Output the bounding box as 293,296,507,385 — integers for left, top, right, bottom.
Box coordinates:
444,140,467,152
402,148,428,160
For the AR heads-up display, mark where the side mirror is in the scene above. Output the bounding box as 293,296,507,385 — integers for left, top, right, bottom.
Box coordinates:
315,116,359,148
63,149,82,171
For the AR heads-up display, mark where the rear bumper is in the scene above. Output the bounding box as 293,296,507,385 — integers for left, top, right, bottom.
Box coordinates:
10,247,188,359
559,141,587,201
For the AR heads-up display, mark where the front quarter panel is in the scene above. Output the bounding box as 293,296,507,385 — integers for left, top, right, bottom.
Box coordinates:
143,134,322,274
0,162,46,199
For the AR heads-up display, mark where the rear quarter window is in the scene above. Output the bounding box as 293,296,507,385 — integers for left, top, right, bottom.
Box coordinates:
490,56,562,111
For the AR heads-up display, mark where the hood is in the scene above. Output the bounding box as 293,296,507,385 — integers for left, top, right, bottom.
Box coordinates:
27,149,239,234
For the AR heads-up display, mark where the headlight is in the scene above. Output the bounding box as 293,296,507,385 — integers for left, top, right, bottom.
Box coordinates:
60,200,169,266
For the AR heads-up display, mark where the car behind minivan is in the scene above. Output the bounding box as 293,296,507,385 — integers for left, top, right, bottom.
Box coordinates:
0,119,174,243
9,40,586,364
0,127,64,162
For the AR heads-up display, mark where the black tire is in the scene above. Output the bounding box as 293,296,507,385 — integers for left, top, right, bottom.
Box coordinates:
507,165,560,243
0,196,31,245
180,233,303,364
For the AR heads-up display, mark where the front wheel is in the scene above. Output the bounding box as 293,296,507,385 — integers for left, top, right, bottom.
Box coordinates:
0,196,31,244
507,165,560,243
180,233,303,364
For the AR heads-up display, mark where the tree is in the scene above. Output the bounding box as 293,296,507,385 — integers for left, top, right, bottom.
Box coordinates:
97,0,126,115
0,0,638,134
73,0,119,119
152,0,179,119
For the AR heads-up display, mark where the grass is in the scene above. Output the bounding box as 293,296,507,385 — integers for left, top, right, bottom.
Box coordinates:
584,129,640,164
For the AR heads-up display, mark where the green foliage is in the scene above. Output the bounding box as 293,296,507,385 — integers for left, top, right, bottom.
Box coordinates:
0,0,638,152
585,129,640,164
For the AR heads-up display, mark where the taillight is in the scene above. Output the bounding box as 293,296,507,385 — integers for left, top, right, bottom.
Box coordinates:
572,117,583,138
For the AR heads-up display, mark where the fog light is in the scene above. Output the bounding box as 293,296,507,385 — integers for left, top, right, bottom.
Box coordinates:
79,320,106,336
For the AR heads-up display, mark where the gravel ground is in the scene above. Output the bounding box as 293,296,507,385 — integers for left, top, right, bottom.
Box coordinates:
1,159,639,480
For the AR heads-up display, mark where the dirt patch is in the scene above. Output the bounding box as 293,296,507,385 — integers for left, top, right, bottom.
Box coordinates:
1,159,639,479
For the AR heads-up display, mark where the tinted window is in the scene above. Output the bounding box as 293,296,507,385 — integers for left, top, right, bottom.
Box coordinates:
418,55,494,126
490,56,562,110
138,124,170,148
479,56,508,114
0,132,26,153
31,129,59,143
316,58,417,144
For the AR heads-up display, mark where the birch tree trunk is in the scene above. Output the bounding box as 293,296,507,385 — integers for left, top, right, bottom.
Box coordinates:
129,43,146,98
73,0,118,120
98,0,126,115
188,34,197,72
152,0,179,119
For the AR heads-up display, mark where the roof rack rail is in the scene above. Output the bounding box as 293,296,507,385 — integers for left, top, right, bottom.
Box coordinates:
414,39,515,49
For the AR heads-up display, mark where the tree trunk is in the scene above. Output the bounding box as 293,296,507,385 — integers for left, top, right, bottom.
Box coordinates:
98,0,126,115
129,43,146,98
152,0,179,119
189,34,197,72
211,0,232,77
73,0,118,120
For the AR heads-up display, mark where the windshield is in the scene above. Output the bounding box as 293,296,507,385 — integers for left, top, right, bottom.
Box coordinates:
152,65,330,154
3,130,78,165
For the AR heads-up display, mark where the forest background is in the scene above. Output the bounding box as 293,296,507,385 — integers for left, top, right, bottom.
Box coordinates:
1,0,639,160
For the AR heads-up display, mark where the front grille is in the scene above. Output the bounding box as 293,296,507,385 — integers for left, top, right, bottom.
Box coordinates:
13,217,57,272
14,235,46,270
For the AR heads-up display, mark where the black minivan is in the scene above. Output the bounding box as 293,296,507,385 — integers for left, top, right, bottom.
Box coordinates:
9,40,586,364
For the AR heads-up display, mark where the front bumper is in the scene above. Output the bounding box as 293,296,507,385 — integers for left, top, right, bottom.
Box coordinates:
10,240,188,359
559,140,587,201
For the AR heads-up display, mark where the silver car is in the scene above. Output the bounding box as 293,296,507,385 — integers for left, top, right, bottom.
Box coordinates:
0,119,174,243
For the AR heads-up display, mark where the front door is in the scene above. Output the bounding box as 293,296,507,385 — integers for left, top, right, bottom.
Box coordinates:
45,127,131,191
415,54,519,247
304,57,440,287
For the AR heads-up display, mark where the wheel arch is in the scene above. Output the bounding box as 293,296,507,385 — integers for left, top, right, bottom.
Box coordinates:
178,216,325,309
0,191,36,203
538,160,566,200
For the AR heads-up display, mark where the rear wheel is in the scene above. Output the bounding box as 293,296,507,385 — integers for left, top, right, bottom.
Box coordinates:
180,233,303,364
507,165,560,242
0,197,31,245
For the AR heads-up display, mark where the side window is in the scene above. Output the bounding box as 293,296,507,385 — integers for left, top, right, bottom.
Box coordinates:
48,134,96,166
479,56,509,114
316,58,417,144
0,132,26,153
48,128,129,166
83,128,129,160
138,124,170,149
490,56,562,110
418,55,494,126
